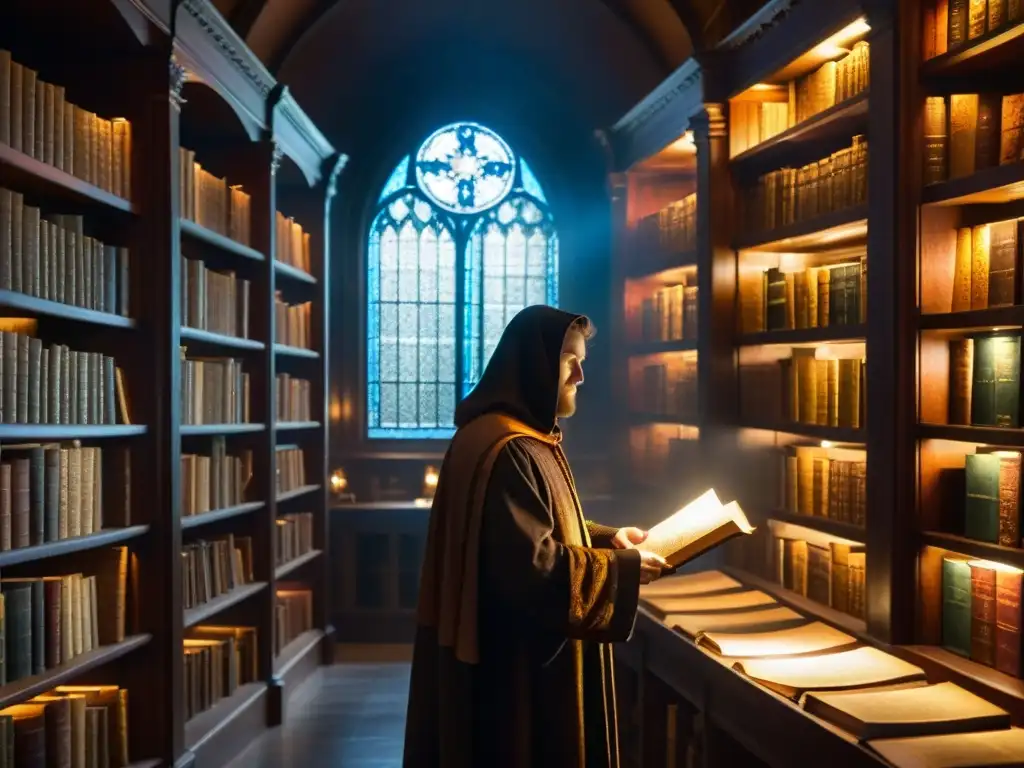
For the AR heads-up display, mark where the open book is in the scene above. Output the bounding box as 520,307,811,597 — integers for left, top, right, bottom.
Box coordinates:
868,727,1024,767
638,570,742,597
642,589,777,618
697,620,857,658
644,489,755,568
804,682,1011,741
666,605,806,638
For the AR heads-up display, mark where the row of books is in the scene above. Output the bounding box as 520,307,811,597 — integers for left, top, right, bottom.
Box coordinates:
181,438,252,518
0,546,127,684
0,51,132,199
743,136,868,235
634,194,697,256
275,212,313,274
637,282,698,344
772,534,865,620
631,357,698,421
183,624,258,723
946,334,1019,429
738,257,866,334
276,446,307,495
180,355,251,427
1,684,129,768
181,257,251,340
0,324,129,426
0,443,128,551
0,195,130,317
783,445,867,527
729,41,869,157
944,221,1021,312
178,148,252,246
276,374,312,423
923,0,1024,59
924,93,1024,185
963,449,1022,547
275,295,312,349
274,587,313,657
274,512,314,567
627,425,698,480
641,570,1024,763
181,533,254,611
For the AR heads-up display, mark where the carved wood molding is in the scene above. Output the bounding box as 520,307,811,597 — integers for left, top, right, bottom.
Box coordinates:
269,85,336,187
611,58,702,138
179,0,273,96
715,0,801,51
689,103,727,141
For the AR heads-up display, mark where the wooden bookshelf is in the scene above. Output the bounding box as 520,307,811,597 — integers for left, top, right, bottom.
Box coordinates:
0,0,345,765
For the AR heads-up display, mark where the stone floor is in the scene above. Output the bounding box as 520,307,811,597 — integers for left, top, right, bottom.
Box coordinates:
229,657,411,768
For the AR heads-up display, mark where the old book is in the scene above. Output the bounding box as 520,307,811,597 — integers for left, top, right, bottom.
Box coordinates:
869,727,1024,767
666,606,806,638
988,219,1019,307
731,646,926,700
696,620,857,658
642,589,777,618
965,450,1021,543
948,338,974,424
975,94,1002,170
804,681,1009,741
970,560,998,665
995,565,1024,676
971,224,990,309
924,96,949,184
643,489,755,568
638,570,742,597
949,94,979,178
1001,94,1024,165
971,332,1021,428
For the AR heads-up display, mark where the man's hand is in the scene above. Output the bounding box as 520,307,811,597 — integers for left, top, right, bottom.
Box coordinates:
637,551,670,584
610,527,648,549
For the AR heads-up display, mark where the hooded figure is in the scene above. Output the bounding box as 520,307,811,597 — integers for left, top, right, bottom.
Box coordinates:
403,305,657,768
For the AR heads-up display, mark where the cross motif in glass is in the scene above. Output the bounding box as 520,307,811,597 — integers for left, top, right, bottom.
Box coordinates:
415,122,515,215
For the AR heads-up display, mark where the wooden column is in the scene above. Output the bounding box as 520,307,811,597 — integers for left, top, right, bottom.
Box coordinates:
863,1,918,644
605,170,631,490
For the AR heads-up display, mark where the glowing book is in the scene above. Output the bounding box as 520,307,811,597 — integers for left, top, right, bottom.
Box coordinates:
804,681,1010,741
644,489,755,568
643,589,777,618
697,621,857,658
731,646,927,700
868,727,1024,767
639,569,743,597
666,605,807,638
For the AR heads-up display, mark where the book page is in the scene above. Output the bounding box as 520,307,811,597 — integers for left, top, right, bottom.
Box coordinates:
639,570,742,597
733,646,926,698
643,589,777,616
869,727,1024,767
699,621,856,657
666,605,806,638
644,491,755,566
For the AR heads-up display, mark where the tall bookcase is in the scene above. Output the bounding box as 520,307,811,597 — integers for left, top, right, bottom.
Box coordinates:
605,0,1024,760
0,0,344,766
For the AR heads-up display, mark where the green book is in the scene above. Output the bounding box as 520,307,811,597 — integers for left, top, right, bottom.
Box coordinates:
971,333,1021,428
942,556,972,657
965,453,1001,543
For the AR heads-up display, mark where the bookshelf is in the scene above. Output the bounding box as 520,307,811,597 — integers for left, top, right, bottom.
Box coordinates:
0,0,344,766
601,0,1024,762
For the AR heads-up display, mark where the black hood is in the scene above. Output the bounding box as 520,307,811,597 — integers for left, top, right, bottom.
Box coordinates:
454,305,588,434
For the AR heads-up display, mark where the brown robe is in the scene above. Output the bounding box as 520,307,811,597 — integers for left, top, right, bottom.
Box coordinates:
404,412,642,768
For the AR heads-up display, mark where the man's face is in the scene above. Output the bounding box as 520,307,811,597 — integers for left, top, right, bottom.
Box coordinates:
556,330,586,419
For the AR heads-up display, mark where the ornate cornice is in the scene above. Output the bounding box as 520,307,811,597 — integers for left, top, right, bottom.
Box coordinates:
717,0,801,51
611,58,702,138
690,103,727,141
169,59,187,112
180,0,273,96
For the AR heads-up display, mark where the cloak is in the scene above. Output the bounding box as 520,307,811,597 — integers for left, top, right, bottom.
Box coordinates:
404,305,642,768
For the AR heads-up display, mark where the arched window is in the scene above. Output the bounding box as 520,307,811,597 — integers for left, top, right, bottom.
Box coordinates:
367,121,558,439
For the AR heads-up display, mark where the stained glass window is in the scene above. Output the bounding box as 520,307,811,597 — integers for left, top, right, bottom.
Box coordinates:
367,123,558,439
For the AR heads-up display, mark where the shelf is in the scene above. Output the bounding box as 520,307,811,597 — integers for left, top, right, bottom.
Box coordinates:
922,161,1024,206
276,484,320,503
730,93,869,174
181,501,264,531
0,634,151,709
184,680,266,752
274,343,319,359
274,261,317,285
627,339,697,355
741,421,864,443
738,324,866,347
919,307,1024,332
918,423,1024,446
629,413,698,427
276,421,321,432
625,250,698,280
921,530,1024,570
183,582,267,628
179,219,265,262
273,628,324,676
180,423,265,436
0,143,135,214
733,205,868,252
180,327,265,351
0,525,150,568
0,290,135,329
922,22,1024,78
274,549,322,580
894,645,1024,717
721,566,868,638
769,511,865,543
0,424,146,440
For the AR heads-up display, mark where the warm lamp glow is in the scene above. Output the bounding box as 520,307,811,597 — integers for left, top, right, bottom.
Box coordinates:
330,468,348,493
422,465,440,499
329,393,343,422
967,559,1024,574
820,440,834,449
